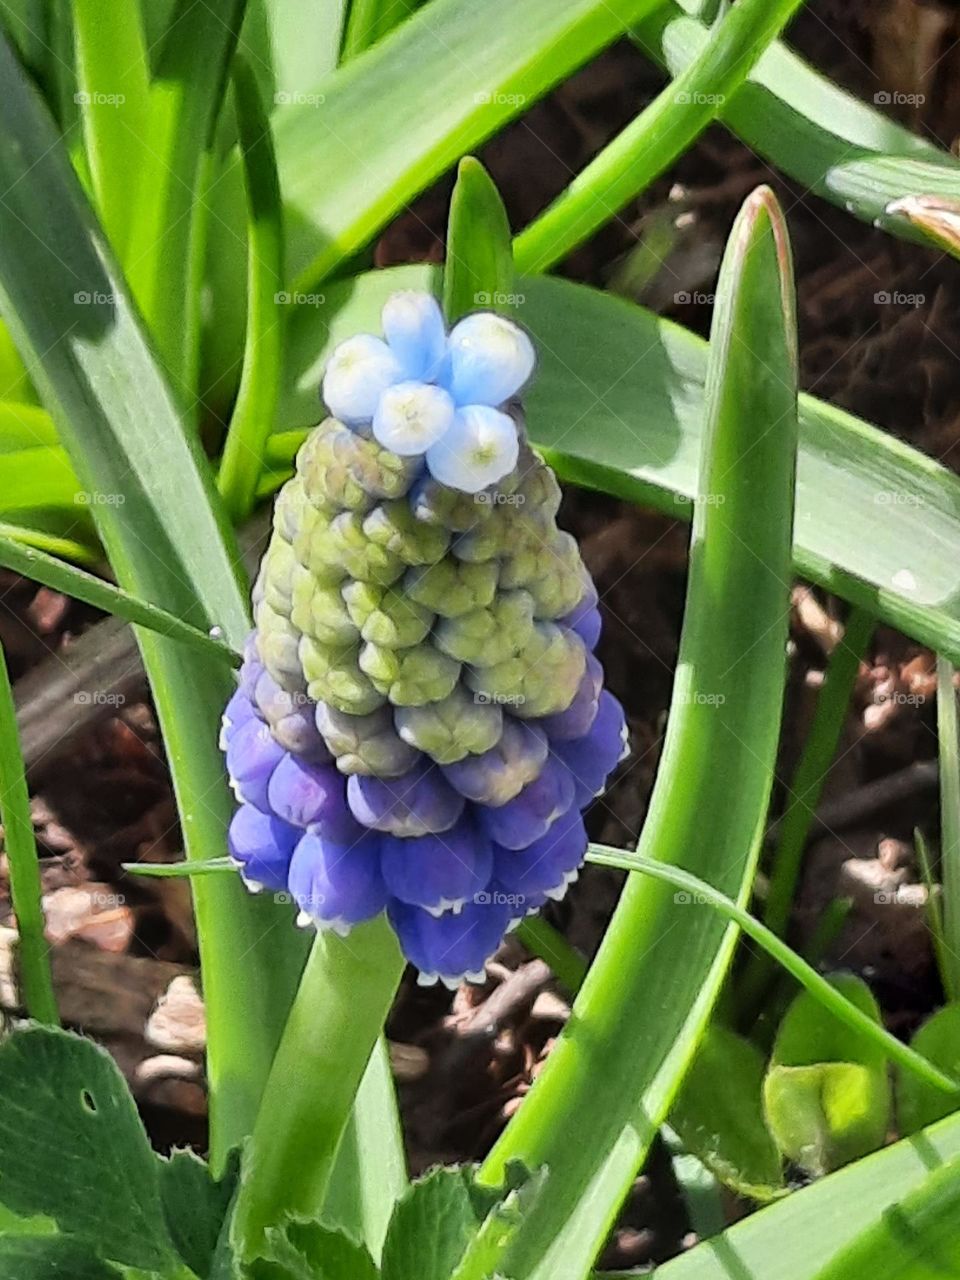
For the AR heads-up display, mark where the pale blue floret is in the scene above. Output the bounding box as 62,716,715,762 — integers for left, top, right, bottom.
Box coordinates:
381,291,448,381
322,334,404,425
444,312,535,408
372,380,456,456
425,404,520,494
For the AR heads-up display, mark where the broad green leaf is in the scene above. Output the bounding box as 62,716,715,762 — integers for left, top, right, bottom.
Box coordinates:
380,1165,498,1280
0,644,58,1024
217,54,285,522
0,28,308,1163
450,1169,547,1280
71,0,150,256
0,1027,175,1271
159,1148,240,1279
279,265,960,665
250,1219,379,1280
271,0,661,288
0,532,238,662
634,3,960,257
763,976,890,1176
340,0,423,61
670,1025,784,1201
479,187,798,1279
258,0,347,90
514,0,805,272
444,157,515,325
0,1236,120,1280
897,1004,960,1136
126,0,245,387
812,1156,960,1280
650,1109,960,1280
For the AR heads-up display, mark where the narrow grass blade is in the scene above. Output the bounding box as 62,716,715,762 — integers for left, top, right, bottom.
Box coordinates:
0,30,307,1165
514,0,805,273
478,187,799,1280
649,1109,960,1280
272,0,662,288
634,3,960,256
278,263,960,666
516,915,588,994
444,157,515,324
915,828,954,1002
124,857,235,878
340,0,422,61
587,844,957,1095
126,0,245,388
0,532,238,662
217,54,285,523
0,644,58,1025
937,657,960,998
71,0,150,256
739,607,874,1014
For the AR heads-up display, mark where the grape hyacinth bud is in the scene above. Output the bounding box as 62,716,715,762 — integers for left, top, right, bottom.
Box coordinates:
222,292,628,987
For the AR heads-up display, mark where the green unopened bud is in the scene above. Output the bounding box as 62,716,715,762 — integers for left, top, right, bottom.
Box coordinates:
316,703,419,777
435,590,535,665
360,587,434,648
360,640,460,705
395,685,503,764
290,576,359,647
363,500,451,566
255,600,304,691
297,418,419,510
299,635,385,714
405,559,499,618
466,622,586,717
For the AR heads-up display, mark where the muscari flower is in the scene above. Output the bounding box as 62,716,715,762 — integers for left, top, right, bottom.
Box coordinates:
223,292,628,987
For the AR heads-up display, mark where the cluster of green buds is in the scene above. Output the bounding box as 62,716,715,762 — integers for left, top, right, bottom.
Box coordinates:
222,293,627,985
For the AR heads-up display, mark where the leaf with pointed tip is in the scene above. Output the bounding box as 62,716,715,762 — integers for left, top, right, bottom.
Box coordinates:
444,158,514,325
159,1147,241,1278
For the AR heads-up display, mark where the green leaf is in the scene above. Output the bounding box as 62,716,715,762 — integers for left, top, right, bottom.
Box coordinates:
478,187,798,1280
812,1156,960,1280
0,531,238,662
340,0,422,61
272,0,661,288
250,1218,379,1280
0,1026,175,1271
279,265,960,665
0,28,307,1164
670,1025,784,1201
897,1004,960,1136
937,658,960,997
763,975,891,1177
217,53,285,523
0,1235,121,1280
650,1109,960,1280
380,1165,511,1280
634,2,960,257
125,0,245,387
0,643,58,1025
159,1148,240,1279
443,157,515,325
514,0,805,272
71,0,150,256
